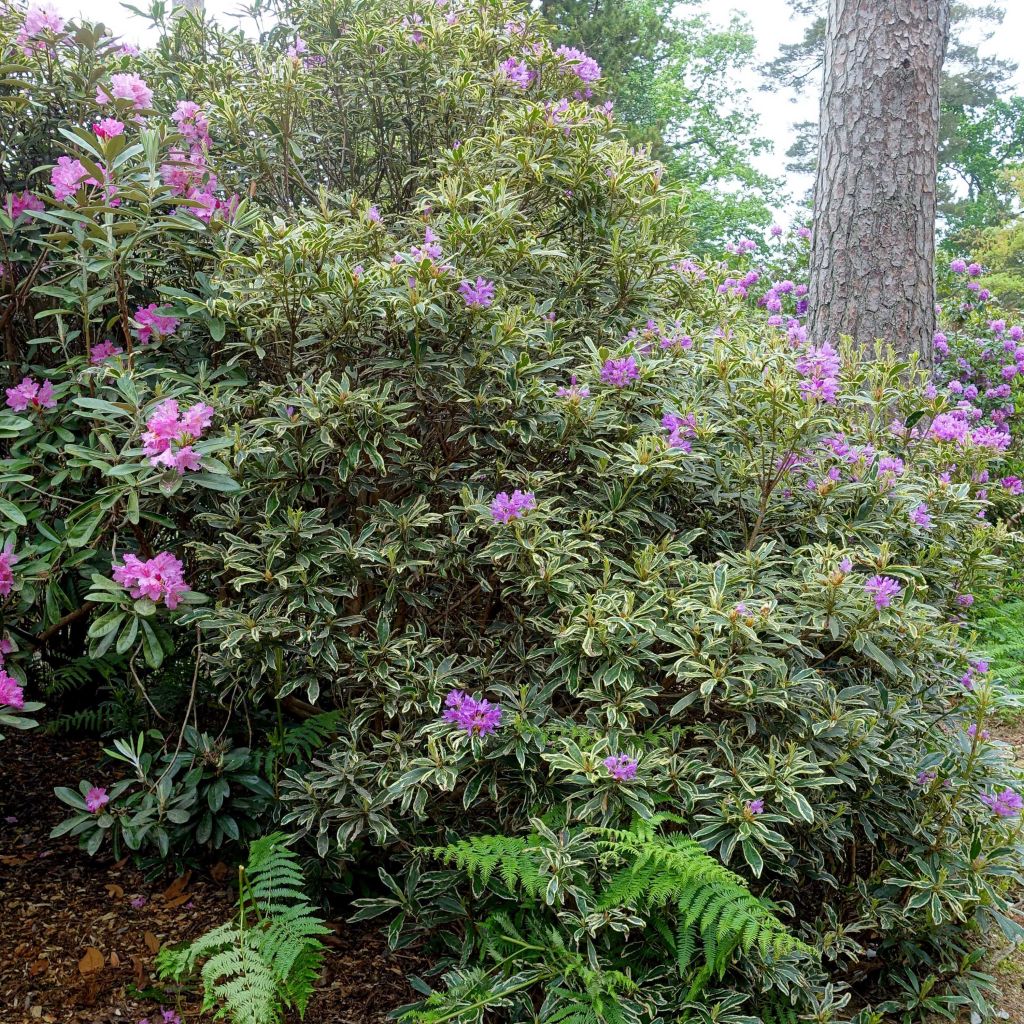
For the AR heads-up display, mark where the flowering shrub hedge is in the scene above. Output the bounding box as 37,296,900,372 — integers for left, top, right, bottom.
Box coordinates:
2,1,1023,1021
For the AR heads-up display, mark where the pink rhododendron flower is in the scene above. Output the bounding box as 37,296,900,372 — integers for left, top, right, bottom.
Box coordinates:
171,101,211,151
51,156,97,201
0,545,17,597
133,304,179,344
96,72,153,111
85,787,109,813
490,489,536,523
0,669,24,710
5,190,44,222
94,118,125,140
16,3,64,53
745,798,765,814
443,690,502,735
112,551,190,608
90,340,123,364
5,376,55,412
141,399,213,473
603,755,637,781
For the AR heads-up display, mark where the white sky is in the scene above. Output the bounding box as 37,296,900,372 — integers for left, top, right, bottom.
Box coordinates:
42,0,1024,218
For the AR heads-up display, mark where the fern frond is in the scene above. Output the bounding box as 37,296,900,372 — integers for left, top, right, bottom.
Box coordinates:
157,833,327,1024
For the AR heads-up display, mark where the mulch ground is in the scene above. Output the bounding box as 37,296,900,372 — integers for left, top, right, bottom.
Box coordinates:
0,728,425,1024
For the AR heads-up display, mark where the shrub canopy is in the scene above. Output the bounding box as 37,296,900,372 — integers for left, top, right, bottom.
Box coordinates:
2,2,1023,1021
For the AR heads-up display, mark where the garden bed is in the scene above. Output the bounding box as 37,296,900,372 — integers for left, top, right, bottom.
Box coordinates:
0,728,422,1023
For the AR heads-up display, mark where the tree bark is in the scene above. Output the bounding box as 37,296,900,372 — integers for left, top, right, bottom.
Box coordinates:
809,0,950,361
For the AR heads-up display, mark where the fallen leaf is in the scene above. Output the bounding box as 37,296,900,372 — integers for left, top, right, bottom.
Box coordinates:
143,931,161,954
78,946,104,975
210,861,230,881
109,951,120,967
161,872,191,901
105,883,124,899
164,893,191,909
28,959,48,977
131,954,145,985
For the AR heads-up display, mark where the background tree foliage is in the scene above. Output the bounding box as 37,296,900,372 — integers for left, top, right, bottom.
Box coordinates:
540,0,780,248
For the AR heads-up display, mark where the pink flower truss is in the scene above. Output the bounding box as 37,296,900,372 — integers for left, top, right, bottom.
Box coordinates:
133,304,179,344
51,156,97,201
5,190,44,221
112,551,190,608
90,340,124,364
171,101,212,151
0,669,25,710
85,786,110,813
443,690,502,736
141,399,213,474
96,72,153,111
5,376,55,411
94,118,125,140
16,3,64,53
0,545,18,597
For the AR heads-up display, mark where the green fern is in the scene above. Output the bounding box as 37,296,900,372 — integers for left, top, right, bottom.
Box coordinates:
262,711,342,777
157,832,330,1023
594,817,810,982
975,599,1024,689
424,833,549,898
44,705,118,736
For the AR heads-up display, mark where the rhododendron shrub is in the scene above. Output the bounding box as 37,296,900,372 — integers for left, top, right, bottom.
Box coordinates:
2,1,1022,1020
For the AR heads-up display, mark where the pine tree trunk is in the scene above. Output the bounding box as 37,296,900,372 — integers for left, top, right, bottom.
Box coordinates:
809,0,950,362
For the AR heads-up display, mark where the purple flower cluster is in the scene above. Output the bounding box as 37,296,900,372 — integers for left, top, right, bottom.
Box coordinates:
443,690,502,736
796,342,841,404
601,356,638,387
864,575,902,609
603,755,637,781
556,375,590,400
662,411,696,451
960,658,989,691
500,57,535,89
980,788,1023,818
458,277,496,308
555,45,601,84
490,490,536,523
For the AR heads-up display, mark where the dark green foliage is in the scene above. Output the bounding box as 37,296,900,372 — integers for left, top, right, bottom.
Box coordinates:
156,832,330,1024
